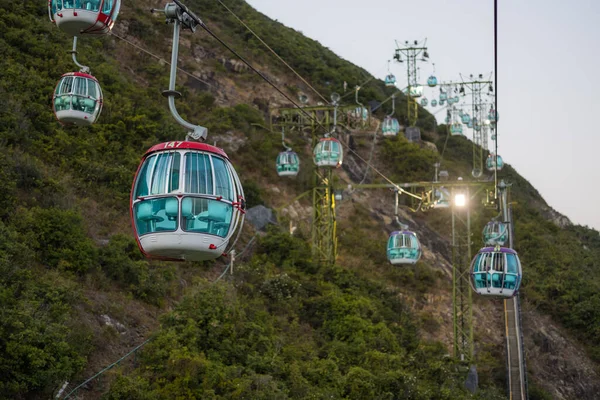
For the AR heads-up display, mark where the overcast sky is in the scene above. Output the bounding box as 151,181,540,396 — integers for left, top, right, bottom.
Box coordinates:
246,0,600,230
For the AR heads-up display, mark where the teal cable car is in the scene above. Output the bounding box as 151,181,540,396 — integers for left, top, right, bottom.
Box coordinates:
53,71,103,126
470,246,521,297
131,142,246,262
421,98,428,107
467,120,473,128
385,74,396,87
427,76,438,87
276,151,300,177
431,188,450,209
486,154,503,171
277,128,300,177
439,92,448,101
314,137,343,168
461,113,471,124
431,99,438,107
387,231,422,265
439,99,445,106
450,123,464,136
483,221,508,246
491,133,497,140
488,108,499,123
382,116,400,137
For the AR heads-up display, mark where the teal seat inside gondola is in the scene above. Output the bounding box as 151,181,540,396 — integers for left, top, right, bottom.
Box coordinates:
54,96,70,111
182,198,208,233
82,98,96,113
135,197,178,234
387,248,419,260
208,200,232,237
504,274,517,289
474,273,487,289
491,273,502,288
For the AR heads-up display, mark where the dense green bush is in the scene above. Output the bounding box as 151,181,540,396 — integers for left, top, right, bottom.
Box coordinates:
14,207,97,273
0,221,89,397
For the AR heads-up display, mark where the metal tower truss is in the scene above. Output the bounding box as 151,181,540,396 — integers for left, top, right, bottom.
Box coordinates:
274,105,348,268
459,76,493,178
394,39,429,128
312,169,337,266
451,186,474,363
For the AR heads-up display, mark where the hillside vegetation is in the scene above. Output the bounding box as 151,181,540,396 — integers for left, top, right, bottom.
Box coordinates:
0,1,598,399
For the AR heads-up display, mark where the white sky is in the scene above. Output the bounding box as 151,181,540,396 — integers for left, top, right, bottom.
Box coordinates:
247,0,600,230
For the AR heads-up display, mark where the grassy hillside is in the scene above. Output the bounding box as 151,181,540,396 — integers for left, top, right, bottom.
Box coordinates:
0,1,598,399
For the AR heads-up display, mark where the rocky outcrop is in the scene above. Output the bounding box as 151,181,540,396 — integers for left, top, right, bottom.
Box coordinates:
540,205,572,228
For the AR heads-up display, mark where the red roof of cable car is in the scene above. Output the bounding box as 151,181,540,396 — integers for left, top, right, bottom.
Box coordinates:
144,141,229,159
61,71,98,80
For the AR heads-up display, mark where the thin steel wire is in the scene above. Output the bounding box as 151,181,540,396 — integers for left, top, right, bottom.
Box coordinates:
215,0,330,104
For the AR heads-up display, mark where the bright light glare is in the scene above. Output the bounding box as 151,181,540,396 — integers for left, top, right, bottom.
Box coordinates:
454,194,466,207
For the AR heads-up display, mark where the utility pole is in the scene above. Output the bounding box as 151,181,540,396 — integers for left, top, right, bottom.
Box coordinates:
393,39,430,141
458,75,494,178
451,185,474,364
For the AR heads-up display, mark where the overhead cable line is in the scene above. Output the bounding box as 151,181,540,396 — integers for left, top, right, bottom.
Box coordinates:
494,0,499,199
340,76,374,101
215,0,330,105
110,31,215,89
196,22,411,194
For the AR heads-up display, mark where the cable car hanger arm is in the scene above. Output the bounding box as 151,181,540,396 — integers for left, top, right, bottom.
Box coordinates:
69,37,90,73
161,2,207,141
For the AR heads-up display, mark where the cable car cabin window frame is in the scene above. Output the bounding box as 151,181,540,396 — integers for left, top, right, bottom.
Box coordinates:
212,156,233,201
134,151,181,198
52,0,110,12
180,197,233,238
55,77,74,111
133,197,179,236
388,233,419,250
277,152,297,166
184,152,213,196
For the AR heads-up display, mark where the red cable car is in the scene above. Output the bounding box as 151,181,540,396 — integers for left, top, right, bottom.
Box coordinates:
48,0,121,36
52,71,103,126
130,141,246,262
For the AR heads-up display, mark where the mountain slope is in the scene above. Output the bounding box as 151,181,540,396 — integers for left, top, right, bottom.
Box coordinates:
0,1,599,399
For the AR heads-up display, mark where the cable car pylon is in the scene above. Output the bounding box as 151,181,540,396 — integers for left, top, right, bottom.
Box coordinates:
393,39,430,142
457,75,494,178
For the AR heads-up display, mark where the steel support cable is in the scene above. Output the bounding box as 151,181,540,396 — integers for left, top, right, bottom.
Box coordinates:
494,0,499,199
199,23,414,197
215,0,329,105
339,76,374,101
61,232,258,398
62,339,151,399
358,120,382,184
213,234,258,283
110,31,215,89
